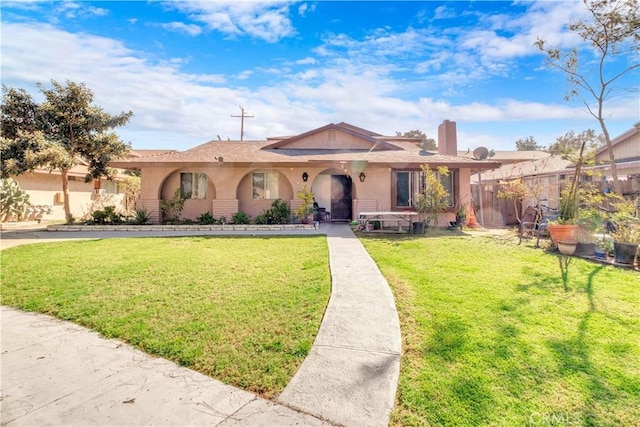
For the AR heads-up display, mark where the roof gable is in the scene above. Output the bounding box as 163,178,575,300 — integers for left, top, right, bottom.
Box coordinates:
262,122,400,151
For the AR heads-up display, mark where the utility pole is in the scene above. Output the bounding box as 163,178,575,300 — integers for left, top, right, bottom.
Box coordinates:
231,105,254,141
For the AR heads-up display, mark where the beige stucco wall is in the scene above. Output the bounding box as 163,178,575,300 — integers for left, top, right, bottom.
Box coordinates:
139,163,473,225
12,172,125,222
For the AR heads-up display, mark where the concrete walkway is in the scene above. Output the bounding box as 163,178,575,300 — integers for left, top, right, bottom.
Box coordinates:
1,224,401,426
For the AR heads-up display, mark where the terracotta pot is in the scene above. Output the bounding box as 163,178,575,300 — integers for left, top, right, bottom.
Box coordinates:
557,239,578,256
547,224,579,247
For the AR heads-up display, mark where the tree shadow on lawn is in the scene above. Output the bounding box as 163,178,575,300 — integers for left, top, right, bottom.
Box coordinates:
545,310,624,426
516,257,604,294
516,263,636,425
423,316,497,425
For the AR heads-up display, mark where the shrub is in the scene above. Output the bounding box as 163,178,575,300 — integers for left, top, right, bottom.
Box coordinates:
270,199,290,224
160,188,189,223
295,185,315,220
0,178,31,222
197,212,216,225
254,210,271,225
132,208,150,225
91,206,122,224
232,211,250,224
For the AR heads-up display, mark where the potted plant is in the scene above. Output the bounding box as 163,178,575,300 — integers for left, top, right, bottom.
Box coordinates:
575,204,606,257
594,235,612,260
548,187,581,246
557,239,578,256
295,184,315,224
611,221,640,265
547,130,598,246
609,196,640,264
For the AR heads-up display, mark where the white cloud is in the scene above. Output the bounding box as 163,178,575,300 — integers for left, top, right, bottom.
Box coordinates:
168,1,296,43
298,3,315,17
295,57,316,65
157,22,203,36
87,5,109,17
235,70,253,80
54,1,109,19
432,5,456,21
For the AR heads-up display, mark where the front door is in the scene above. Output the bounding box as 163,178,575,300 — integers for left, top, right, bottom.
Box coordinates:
331,175,353,222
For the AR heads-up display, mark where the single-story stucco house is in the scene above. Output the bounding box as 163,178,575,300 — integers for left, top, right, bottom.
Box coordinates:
109,120,501,225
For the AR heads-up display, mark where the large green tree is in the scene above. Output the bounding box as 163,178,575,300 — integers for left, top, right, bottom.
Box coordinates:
1,80,133,221
534,0,640,194
396,129,437,151
515,136,545,151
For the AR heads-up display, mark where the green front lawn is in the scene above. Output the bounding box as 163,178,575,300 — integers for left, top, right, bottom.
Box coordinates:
0,236,330,399
360,232,639,426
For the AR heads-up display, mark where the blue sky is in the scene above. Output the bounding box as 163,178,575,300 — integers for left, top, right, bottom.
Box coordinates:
2,0,638,151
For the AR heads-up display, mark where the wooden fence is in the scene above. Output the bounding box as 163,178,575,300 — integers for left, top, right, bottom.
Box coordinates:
471,176,639,227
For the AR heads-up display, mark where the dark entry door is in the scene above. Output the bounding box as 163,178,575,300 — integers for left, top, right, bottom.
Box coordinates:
331,175,353,222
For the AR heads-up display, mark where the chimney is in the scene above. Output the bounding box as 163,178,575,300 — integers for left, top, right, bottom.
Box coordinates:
438,120,457,156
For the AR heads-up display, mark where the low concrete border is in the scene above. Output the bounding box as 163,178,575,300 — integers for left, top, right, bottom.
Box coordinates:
46,224,316,232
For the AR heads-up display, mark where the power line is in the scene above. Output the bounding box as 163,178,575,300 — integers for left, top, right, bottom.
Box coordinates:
231,105,254,141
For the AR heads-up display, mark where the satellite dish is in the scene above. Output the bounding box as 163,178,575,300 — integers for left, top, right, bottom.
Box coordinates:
473,146,489,160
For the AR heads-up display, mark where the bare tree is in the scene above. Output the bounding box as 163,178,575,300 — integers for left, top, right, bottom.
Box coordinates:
534,0,640,194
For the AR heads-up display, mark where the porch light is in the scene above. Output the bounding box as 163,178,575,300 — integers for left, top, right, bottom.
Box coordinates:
359,172,366,182
302,172,309,182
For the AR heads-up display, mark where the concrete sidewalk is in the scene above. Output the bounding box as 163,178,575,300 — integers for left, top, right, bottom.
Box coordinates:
0,306,330,426
1,224,401,426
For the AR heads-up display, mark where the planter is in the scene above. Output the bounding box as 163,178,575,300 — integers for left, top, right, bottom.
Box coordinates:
557,239,578,256
412,221,425,234
613,242,638,265
547,224,579,247
575,242,595,257
594,246,608,260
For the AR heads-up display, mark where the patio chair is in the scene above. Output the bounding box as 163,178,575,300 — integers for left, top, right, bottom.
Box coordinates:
518,206,539,244
535,212,559,247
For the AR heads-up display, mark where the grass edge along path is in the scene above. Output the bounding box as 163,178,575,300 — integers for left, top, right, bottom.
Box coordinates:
359,232,640,427
1,236,331,399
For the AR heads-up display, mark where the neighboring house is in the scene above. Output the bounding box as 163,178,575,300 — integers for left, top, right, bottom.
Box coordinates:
458,149,551,165
110,120,501,225
10,150,175,222
471,122,640,226
594,121,640,182
471,155,573,226
11,162,125,222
